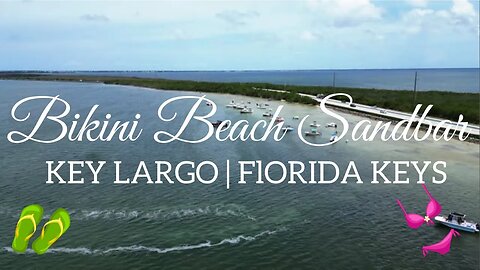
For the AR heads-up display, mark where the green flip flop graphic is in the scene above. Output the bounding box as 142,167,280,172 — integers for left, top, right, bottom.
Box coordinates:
12,204,44,253
32,208,71,255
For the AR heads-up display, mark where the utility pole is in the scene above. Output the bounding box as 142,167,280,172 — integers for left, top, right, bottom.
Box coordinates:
413,71,418,108
332,72,336,88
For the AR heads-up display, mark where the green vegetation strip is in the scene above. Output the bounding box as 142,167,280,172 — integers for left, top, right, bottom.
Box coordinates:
1,73,478,124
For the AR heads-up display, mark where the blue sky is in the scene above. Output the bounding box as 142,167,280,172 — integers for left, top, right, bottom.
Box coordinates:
0,0,479,70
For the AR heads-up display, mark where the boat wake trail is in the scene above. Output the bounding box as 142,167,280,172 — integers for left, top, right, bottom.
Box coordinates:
65,205,257,222
2,228,286,255
0,204,255,222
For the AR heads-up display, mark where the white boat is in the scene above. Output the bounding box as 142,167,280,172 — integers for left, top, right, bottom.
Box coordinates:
263,108,273,117
206,101,213,106
281,125,294,133
326,122,337,128
226,100,236,108
240,107,253,114
310,121,321,128
275,117,285,123
234,104,245,109
256,103,267,109
329,131,338,142
305,128,321,136
434,213,479,233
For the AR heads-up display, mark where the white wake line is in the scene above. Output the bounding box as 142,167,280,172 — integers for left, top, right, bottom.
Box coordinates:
2,228,286,255
4,206,257,222
66,207,258,222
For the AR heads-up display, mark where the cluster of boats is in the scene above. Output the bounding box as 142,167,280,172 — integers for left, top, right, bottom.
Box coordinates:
225,100,285,120
304,121,339,142
220,99,339,141
226,100,269,111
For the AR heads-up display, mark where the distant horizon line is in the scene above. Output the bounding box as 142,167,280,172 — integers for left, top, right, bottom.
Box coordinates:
1,67,479,73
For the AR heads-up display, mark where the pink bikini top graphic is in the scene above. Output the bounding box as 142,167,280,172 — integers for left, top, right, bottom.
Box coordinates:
396,184,442,229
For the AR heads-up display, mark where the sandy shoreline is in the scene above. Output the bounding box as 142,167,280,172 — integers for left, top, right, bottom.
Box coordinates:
111,82,480,146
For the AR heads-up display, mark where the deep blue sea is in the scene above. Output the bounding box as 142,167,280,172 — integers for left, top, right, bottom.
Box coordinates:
53,68,480,93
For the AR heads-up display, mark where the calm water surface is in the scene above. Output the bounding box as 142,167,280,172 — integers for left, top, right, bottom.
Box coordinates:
0,80,478,269
55,68,480,93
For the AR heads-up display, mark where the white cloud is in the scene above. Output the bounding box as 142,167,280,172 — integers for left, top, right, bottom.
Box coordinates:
401,0,478,34
307,0,383,27
450,0,477,26
452,0,476,17
401,8,435,34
